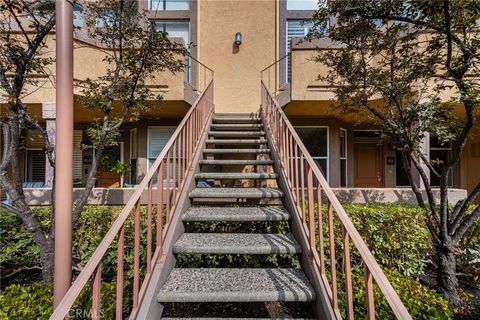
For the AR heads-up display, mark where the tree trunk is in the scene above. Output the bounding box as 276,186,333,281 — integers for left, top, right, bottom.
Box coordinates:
39,237,55,283
436,242,461,307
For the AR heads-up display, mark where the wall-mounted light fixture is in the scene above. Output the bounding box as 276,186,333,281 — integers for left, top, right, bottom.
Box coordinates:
234,32,242,45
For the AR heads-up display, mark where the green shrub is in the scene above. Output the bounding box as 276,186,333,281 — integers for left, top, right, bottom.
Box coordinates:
0,283,52,320
334,267,452,319
343,204,431,276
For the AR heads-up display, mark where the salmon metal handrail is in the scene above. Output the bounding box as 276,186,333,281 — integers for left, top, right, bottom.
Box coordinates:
260,80,412,320
50,79,214,320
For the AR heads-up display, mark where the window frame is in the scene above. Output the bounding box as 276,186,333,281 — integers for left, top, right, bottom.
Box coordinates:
146,126,177,172
24,148,46,183
340,128,347,187
294,125,330,182
286,0,320,11
429,136,453,187
149,0,190,11
155,20,191,81
286,19,315,82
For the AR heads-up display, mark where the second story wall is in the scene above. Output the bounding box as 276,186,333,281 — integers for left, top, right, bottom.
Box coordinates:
199,0,277,112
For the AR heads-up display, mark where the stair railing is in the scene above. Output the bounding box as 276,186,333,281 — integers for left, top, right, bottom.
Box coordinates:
260,53,290,96
50,78,214,320
260,80,411,320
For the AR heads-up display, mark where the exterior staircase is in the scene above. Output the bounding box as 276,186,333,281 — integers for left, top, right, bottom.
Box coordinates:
157,113,316,318
51,78,411,319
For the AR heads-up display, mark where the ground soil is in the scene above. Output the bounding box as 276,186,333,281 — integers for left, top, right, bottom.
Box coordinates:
418,268,480,319
161,302,315,318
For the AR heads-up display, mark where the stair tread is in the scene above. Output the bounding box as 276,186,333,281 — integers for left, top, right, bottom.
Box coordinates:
209,131,265,137
174,233,301,254
161,318,315,319
183,206,290,222
212,117,261,122
195,172,278,179
206,139,268,144
190,188,284,198
199,159,274,165
210,124,263,129
203,149,270,154
157,268,315,303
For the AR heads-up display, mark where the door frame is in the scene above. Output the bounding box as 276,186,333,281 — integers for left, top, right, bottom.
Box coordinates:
353,142,384,188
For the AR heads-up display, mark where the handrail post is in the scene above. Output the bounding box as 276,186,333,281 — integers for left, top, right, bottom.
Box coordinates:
54,0,73,309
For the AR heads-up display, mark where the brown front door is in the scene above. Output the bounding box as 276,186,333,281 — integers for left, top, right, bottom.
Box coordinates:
354,144,383,187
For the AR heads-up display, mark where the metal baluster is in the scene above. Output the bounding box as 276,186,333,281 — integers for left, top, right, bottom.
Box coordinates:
133,201,141,309
115,226,124,320
343,227,354,320
328,202,338,311
365,267,375,320
146,179,153,273
92,263,102,320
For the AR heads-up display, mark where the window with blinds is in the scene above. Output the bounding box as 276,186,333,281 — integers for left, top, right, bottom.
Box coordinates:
156,21,190,81
287,0,319,10
26,150,46,182
148,127,177,185
149,0,189,11
148,127,176,168
24,129,82,184
25,131,45,183
73,130,83,181
286,20,314,82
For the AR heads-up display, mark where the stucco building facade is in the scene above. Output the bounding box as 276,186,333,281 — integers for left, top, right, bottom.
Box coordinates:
1,0,478,203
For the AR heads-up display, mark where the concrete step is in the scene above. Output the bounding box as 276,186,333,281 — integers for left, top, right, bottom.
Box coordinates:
210,123,263,130
195,172,278,180
174,233,301,254
189,188,284,199
157,268,315,303
206,139,268,145
161,318,315,320
199,159,274,166
183,206,290,222
212,117,261,124
208,131,265,138
203,149,270,154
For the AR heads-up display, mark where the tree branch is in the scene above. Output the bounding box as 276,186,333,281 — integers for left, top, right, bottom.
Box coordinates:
450,181,480,235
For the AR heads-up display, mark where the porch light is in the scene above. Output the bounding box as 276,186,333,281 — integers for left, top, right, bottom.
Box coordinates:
235,32,242,45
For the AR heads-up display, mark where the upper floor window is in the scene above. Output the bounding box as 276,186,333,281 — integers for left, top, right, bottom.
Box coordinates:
156,21,190,80
155,21,190,46
149,0,190,11
286,20,314,81
95,10,115,28
32,1,84,28
73,4,85,28
287,0,319,11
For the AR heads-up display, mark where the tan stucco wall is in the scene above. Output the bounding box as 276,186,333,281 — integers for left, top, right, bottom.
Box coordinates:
199,0,277,112
6,35,185,106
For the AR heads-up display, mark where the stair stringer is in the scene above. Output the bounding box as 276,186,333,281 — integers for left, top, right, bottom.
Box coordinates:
135,112,213,320
261,114,337,320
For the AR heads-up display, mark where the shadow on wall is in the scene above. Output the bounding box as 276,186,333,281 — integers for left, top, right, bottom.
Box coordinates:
332,188,468,205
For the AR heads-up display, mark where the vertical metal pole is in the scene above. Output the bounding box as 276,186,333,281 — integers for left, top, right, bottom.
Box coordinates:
54,0,73,308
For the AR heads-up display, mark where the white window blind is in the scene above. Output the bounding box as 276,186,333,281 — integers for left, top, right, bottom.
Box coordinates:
287,0,319,10
26,150,46,182
148,127,176,168
286,20,314,81
150,0,189,11
73,130,83,181
156,21,190,81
